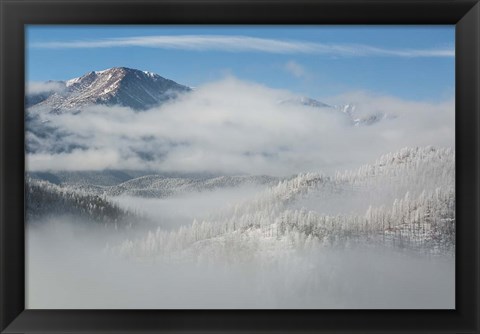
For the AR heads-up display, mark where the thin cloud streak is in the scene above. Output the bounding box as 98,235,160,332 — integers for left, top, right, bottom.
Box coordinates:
31,35,455,58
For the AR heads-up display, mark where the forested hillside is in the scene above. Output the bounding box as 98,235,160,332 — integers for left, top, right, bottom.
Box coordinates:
26,178,135,227
111,147,455,260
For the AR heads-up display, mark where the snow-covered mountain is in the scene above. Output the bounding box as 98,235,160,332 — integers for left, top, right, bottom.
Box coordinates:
280,97,391,126
27,67,191,112
109,146,455,259
27,67,391,126
336,104,392,126
29,173,279,198
280,96,332,109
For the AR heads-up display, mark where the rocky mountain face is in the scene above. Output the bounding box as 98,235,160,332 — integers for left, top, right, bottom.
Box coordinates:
27,67,191,112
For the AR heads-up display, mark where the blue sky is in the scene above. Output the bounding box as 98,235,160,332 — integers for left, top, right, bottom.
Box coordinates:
26,25,455,102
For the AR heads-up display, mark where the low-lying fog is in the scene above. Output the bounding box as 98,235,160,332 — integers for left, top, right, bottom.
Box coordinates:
26,217,454,309
111,185,268,229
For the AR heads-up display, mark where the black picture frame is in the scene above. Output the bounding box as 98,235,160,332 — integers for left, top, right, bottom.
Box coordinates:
1,0,479,333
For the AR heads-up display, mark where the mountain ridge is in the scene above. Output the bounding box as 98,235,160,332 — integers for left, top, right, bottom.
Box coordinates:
27,67,191,112
26,66,391,127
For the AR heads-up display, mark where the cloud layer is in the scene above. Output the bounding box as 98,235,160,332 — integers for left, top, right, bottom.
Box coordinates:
27,81,66,95
31,35,455,58
26,77,454,175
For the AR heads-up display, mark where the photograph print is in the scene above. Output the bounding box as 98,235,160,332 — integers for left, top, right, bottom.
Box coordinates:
25,26,455,309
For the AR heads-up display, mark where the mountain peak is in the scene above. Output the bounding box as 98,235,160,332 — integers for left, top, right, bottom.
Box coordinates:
31,67,191,112
94,67,160,77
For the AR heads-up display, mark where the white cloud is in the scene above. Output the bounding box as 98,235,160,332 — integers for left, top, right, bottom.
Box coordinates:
27,81,65,95
31,35,455,58
27,149,122,171
26,77,454,175
284,60,307,78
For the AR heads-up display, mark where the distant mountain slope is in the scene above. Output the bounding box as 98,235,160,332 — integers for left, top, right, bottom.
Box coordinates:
279,96,331,109
25,81,66,108
29,173,279,198
280,97,391,126
27,67,191,112
335,103,392,126
104,175,278,197
29,170,157,186
26,178,135,226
